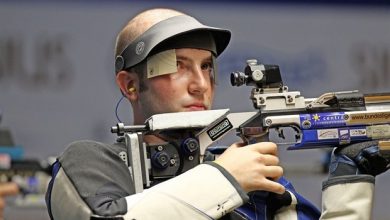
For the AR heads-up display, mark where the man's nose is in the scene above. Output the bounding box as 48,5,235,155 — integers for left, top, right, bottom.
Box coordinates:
188,66,209,95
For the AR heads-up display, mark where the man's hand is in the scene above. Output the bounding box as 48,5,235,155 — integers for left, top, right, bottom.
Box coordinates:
329,140,390,177
215,142,285,194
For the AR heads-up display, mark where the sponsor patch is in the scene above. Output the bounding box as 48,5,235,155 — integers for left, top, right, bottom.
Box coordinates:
300,112,346,129
339,129,351,144
350,128,367,137
207,118,233,141
367,125,390,138
317,129,339,140
349,112,390,122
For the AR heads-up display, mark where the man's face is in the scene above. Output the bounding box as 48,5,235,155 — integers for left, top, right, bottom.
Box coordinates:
138,48,215,118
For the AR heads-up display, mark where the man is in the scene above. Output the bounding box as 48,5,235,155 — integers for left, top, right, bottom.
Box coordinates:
46,8,389,220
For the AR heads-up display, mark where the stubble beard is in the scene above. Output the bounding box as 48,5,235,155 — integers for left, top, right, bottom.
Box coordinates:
138,91,176,121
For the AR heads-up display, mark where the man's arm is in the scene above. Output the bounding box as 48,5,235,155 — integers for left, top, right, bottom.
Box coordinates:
46,139,287,220
320,141,389,219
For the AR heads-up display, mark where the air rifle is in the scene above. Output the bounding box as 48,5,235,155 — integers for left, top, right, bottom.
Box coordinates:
111,59,390,193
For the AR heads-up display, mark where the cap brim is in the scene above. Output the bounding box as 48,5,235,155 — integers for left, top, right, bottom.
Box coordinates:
117,15,231,72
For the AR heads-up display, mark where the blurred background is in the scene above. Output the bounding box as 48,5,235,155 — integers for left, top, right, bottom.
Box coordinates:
0,0,389,219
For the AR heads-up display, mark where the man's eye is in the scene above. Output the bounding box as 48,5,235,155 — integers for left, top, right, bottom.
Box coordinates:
201,63,213,71
176,61,186,70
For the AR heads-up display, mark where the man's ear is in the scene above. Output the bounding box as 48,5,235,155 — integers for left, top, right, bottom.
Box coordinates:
116,70,139,102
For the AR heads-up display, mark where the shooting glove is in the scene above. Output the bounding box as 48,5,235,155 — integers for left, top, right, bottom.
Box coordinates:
329,140,390,177
320,141,389,219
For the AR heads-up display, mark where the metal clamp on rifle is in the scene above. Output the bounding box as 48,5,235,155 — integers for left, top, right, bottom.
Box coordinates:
110,110,230,193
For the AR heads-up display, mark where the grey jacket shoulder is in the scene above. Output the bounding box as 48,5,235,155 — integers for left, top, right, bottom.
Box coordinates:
59,140,127,166
57,140,134,216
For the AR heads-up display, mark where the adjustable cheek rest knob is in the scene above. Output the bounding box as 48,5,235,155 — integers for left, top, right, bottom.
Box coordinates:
151,151,170,169
181,138,200,156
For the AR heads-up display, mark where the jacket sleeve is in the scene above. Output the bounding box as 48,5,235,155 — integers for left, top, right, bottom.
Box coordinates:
46,140,248,220
274,175,375,220
320,175,375,220
122,162,248,220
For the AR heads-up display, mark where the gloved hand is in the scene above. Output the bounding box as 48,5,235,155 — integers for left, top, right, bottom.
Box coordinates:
329,140,390,177
234,177,321,219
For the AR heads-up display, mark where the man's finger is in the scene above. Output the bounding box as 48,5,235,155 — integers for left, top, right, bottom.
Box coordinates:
260,179,285,195
261,166,284,179
230,142,245,148
249,142,278,155
257,154,280,166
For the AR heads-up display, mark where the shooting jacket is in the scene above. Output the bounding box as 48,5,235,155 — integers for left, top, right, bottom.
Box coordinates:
45,140,374,220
